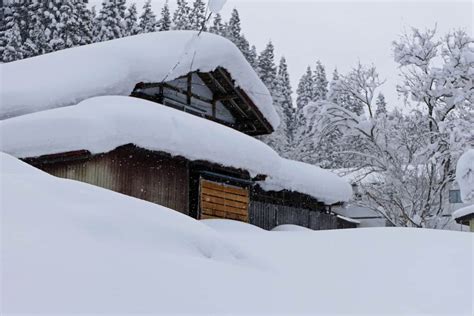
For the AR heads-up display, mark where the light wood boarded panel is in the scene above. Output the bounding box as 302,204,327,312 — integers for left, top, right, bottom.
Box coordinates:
200,179,249,222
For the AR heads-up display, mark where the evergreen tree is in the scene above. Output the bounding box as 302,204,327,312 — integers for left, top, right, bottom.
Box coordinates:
313,60,328,101
125,3,140,36
173,0,191,30
189,0,207,31
226,8,241,45
209,13,224,35
257,41,277,91
157,1,171,31
22,0,45,57
58,1,82,49
328,68,340,103
2,16,23,62
375,92,387,117
238,34,252,63
96,0,127,42
261,57,294,156
41,0,63,52
248,45,258,70
296,66,314,109
139,0,157,33
76,0,94,45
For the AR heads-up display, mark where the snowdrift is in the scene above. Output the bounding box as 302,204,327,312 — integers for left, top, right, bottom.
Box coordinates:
2,153,472,315
0,31,279,129
0,96,352,204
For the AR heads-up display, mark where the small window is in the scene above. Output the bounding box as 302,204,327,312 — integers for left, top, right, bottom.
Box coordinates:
449,190,463,204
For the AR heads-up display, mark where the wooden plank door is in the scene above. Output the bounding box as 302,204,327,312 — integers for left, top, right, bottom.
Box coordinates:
199,179,249,222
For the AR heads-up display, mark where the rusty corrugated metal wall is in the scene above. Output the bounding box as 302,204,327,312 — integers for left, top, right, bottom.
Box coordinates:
34,146,189,215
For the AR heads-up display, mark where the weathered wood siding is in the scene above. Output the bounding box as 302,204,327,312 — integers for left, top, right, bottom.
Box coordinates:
249,201,338,230
30,146,189,214
200,179,249,222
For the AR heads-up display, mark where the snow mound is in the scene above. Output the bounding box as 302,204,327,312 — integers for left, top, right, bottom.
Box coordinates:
0,152,246,262
0,31,279,129
2,154,472,314
456,149,474,203
0,96,352,204
201,219,265,233
271,224,312,232
260,158,353,204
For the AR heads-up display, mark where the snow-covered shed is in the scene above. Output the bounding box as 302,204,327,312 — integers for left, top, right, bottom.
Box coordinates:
0,32,353,230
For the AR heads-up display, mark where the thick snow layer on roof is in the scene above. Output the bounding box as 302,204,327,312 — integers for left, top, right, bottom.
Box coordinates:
2,157,472,314
0,96,280,177
452,204,474,221
0,31,279,129
456,149,474,203
0,96,351,204
336,214,361,225
259,158,353,204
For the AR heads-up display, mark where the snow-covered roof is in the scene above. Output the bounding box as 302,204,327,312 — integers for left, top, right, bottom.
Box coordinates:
456,149,474,203
259,158,352,205
336,215,361,225
452,205,474,221
0,96,351,204
0,31,279,129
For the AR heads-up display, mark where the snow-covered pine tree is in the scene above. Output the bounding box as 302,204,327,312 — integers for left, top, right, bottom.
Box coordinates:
313,60,328,101
139,0,157,33
226,8,241,45
238,34,253,64
58,1,82,49
96,0,127,42
296,66,314,109
173,0,191,30
76,0,94,45
124,3,140,36
327,68,339,103
248,45,258,70
189,0,207,31
2,4,24,62
375,92,387,117
209,13,224,35
257,41,277,91
91,6,101,41
157,0,171,32
21,0,44,58
260,56,294,157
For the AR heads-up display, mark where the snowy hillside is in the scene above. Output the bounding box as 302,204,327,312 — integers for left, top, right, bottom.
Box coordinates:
2,153,472,315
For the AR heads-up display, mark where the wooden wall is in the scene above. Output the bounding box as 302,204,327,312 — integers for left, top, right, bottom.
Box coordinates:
29,146,190,215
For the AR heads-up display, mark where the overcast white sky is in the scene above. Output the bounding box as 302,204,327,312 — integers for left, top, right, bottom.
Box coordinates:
91,0,473,106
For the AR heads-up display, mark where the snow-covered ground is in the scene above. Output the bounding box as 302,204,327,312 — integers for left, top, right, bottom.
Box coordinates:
2,153,473,315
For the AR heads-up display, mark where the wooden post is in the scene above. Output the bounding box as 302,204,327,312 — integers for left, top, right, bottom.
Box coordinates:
211,99,217,118
186,73,192,107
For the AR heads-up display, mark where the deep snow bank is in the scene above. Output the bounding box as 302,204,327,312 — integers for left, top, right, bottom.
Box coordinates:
2,154,472,315
0,31,279,128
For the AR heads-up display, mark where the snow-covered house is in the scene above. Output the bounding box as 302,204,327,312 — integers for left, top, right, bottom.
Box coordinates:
0,31,353,230
452,149,474,231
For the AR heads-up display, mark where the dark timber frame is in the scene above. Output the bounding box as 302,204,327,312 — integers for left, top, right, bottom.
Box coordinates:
131,67,274,136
